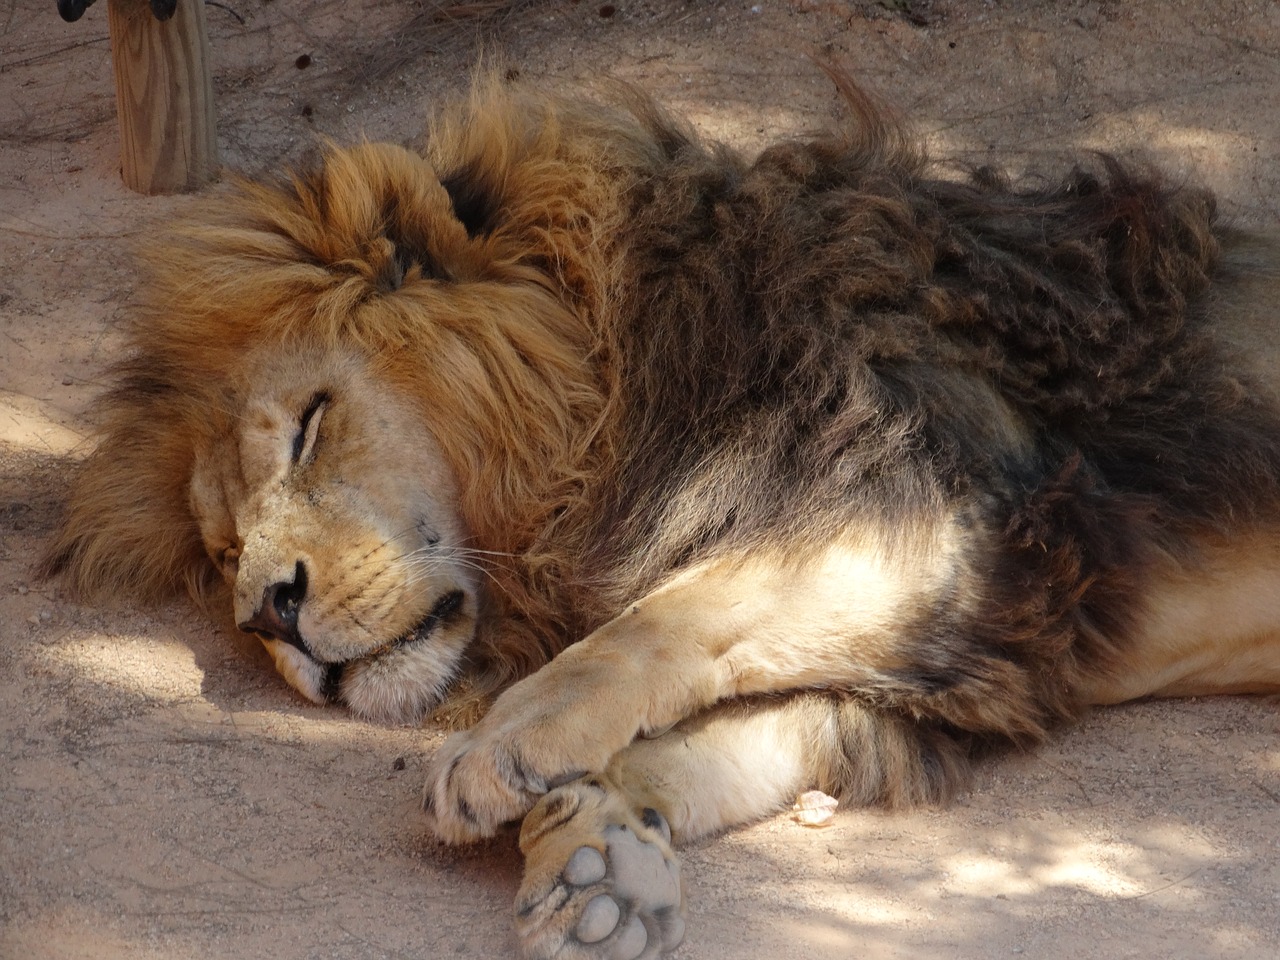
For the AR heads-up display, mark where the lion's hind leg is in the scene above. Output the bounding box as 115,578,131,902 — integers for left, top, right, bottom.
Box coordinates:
512,693,967,959
1083,531,1280,704
516,776,683,960
514,696,820,960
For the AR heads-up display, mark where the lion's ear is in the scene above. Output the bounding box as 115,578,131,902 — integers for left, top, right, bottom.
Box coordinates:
440,161,501,238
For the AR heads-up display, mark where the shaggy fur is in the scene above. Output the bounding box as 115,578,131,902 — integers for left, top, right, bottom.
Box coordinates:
45,70,1280,771
42,71,1280,958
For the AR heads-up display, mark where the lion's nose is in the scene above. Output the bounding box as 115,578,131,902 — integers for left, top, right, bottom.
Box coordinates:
238,560,310,653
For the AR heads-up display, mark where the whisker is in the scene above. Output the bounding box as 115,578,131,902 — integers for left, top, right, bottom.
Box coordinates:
399,555,502,588
395,544,505,586
453,546,521,559
345,522,432,572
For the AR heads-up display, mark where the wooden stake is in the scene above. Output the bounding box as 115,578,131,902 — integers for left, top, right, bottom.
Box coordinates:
106,0,217,194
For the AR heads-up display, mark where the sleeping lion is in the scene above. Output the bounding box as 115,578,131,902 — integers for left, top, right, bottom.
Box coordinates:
44,71,1280,960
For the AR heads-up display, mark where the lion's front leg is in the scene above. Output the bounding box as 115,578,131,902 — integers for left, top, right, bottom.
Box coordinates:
421,640,659,842
423,540,933,841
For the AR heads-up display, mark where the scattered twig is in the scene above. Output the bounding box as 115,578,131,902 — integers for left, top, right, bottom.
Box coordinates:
204,1,245,26
1248,777,1280,804
2,331,32,354
0,35,109,72
1116,867,1203,901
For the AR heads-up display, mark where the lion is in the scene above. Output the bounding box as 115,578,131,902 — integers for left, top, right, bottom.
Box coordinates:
41,70,1280,960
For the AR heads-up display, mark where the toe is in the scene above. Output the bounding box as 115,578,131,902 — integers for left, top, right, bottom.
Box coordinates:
576,894,621,944
611,914,647,960
564,846,607,886
663,914,685,951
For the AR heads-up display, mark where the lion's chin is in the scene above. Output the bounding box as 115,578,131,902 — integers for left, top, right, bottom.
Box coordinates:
338,645,461,726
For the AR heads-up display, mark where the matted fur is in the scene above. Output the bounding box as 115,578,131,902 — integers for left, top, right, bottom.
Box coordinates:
44,72,1280,853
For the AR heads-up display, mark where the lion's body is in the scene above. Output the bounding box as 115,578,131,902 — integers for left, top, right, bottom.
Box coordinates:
44,76,1280,958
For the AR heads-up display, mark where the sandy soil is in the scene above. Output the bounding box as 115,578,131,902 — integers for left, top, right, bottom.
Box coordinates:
4,1,1280,958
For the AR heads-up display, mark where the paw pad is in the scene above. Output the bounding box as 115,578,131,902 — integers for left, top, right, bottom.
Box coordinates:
564,846,607,886
517,788,685,959
612,915,648,959
576,894,620,944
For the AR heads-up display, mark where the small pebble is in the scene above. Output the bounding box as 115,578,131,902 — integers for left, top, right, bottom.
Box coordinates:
791,789,839,827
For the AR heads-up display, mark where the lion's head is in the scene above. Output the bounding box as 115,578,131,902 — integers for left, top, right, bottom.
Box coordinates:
42,83,644,723
185,346,482,723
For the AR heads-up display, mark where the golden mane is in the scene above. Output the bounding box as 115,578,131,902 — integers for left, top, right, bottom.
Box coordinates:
42,78,679,691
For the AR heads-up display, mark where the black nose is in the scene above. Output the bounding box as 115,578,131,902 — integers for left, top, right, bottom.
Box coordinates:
238,560,309,652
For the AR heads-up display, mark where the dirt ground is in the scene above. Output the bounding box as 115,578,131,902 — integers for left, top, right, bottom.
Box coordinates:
3,1,1280,958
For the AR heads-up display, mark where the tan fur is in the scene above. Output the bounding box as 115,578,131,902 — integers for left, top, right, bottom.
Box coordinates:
1084,532,1280,703
42,75,1280,959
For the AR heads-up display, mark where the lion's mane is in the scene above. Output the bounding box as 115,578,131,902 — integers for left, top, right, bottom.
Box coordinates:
44,74,1280,788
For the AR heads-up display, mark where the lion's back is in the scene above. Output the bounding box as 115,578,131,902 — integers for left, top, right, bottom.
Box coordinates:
576,97,1280,618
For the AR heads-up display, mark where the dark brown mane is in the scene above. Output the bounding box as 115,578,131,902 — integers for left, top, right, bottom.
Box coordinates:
553,80,1280,755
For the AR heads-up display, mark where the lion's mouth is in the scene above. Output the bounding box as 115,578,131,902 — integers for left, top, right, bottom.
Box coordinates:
309,589,467,702
371,589,468,657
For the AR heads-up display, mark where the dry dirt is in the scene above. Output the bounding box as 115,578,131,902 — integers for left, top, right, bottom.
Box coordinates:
4,1,1280,958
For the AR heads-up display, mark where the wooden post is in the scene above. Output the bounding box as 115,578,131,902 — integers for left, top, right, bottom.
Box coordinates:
106,0,217,194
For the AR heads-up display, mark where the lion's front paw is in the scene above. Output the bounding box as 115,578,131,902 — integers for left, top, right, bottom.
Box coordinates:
515,778,685,960
422,726,552,842
422,669,632,842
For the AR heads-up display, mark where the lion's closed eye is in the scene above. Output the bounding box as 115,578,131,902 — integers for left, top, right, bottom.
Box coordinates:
292,392,330,465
